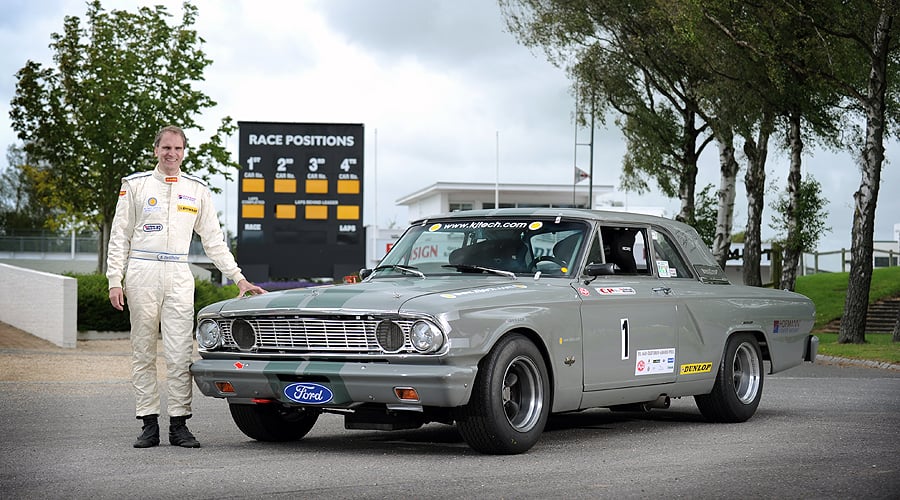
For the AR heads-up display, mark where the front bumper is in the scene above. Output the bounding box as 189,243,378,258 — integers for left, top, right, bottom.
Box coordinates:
190,358,478,408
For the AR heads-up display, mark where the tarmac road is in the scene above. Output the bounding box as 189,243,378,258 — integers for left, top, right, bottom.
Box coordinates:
1,323,898,499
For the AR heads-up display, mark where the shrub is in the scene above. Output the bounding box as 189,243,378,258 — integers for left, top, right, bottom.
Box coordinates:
70,273,131,332
71,273,257,332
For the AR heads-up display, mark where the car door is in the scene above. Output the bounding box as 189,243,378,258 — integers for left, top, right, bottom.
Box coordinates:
580,226,679,391
646,226,714,378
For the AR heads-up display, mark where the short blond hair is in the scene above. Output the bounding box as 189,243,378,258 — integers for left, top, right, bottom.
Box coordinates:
154,125,187,148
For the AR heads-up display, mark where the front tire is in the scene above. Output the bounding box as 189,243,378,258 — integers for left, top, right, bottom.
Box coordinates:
456,334,550,454
229,403,320,441
694,333,764,423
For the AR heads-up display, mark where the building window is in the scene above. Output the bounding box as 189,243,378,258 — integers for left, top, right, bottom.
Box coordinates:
874,256,899,267
449,202,474,212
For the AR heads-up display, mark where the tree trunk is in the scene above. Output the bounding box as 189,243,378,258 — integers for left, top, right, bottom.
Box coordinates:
676,109,702,224
839,7,891,345
712,128,738,272
779,112,803,291
742,115,773,288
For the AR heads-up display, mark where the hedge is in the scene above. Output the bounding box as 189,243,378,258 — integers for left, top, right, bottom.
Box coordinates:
69,273,241,332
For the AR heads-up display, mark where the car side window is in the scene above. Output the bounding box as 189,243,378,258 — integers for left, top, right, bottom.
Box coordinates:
595,226,651,275
650,229,692,279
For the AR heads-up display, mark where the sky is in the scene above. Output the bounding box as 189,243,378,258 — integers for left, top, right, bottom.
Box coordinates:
1,0,898,269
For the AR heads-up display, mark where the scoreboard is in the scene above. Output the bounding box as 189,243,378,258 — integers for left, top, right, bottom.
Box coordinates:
236,121,365,281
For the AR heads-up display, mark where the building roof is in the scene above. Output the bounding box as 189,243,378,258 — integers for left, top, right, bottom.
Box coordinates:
395,181,614,206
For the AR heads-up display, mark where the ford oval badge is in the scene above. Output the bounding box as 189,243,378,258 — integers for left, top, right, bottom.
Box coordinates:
283,382,334,404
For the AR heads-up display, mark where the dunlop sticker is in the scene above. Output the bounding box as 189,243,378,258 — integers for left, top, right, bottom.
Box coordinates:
680,362,713,375
177,204,198,214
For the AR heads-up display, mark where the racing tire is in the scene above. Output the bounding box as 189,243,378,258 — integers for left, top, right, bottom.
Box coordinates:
694,333,764,423
229,403,320,442
455,334,550,454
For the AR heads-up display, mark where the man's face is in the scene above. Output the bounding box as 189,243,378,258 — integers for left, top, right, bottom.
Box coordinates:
154,131,185,173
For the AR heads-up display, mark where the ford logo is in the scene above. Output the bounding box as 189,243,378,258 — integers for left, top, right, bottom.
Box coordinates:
283,382,333,404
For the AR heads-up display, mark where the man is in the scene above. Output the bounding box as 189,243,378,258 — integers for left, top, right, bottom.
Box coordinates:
107,125,266,448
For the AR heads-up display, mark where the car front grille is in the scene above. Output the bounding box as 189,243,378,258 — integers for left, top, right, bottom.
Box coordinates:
218,317,417,353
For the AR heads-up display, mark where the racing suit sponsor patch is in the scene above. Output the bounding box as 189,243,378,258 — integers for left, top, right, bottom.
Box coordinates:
177,204,198,214
142,224,163,232
165,176,178,183
177,194,196,202
119,190,126,197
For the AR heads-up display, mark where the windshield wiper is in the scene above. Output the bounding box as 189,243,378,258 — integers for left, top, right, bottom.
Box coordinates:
372,264,425,278
442,264,516,279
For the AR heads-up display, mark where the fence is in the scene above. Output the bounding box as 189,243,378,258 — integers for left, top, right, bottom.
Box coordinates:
804,248,898,274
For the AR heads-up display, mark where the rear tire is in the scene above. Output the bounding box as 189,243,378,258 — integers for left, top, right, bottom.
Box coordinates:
456,334,550,454
694,333,764,423
229,403,320,441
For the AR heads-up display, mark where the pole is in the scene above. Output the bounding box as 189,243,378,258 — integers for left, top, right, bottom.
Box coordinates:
495,130,499,208
588,95,595,210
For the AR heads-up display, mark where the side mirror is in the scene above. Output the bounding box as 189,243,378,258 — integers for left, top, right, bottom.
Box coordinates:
584,262,616,276
359,268,373,280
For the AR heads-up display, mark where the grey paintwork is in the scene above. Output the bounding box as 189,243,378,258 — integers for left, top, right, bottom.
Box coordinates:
191,208,816,414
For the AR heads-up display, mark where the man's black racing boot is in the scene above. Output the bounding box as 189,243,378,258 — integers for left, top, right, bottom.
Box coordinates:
169,415,201,448
133,414,160,448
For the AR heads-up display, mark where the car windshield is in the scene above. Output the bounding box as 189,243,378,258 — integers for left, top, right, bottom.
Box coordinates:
375,218,590,277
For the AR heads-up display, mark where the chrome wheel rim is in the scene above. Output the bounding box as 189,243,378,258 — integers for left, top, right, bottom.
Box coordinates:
732,342,761,404
501,355,544,432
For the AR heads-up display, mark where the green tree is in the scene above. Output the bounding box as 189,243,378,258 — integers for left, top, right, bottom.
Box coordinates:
8,1,238,273
0,145,60,234
770,176,831,263
692,183,718,249
500,0,715,224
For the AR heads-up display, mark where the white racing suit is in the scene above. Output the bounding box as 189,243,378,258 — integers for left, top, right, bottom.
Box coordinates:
107,167,246,418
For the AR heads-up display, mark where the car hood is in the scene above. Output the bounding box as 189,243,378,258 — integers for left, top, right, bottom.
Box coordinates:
203,277,542,316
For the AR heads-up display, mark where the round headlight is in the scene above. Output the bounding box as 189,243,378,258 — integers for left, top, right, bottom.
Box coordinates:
196,319,221,349
410,320,445,353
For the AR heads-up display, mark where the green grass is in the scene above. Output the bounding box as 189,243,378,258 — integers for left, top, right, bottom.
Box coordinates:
813,333,900,364
795,267,900,364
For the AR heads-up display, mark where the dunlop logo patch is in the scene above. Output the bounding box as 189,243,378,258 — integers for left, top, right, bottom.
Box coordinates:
177,204,198,214
680,362,713,375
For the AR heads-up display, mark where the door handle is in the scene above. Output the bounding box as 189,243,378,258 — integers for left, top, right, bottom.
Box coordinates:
652,286,672,296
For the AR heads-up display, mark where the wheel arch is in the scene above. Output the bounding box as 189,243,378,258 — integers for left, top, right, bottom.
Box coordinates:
496,327,556,407
725,328,772,373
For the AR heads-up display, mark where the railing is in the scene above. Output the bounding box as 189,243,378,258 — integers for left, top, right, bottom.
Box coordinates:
803,248,898,274
0,232,212,262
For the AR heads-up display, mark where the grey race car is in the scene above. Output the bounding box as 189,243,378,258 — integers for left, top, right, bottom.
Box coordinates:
191,208,817,454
